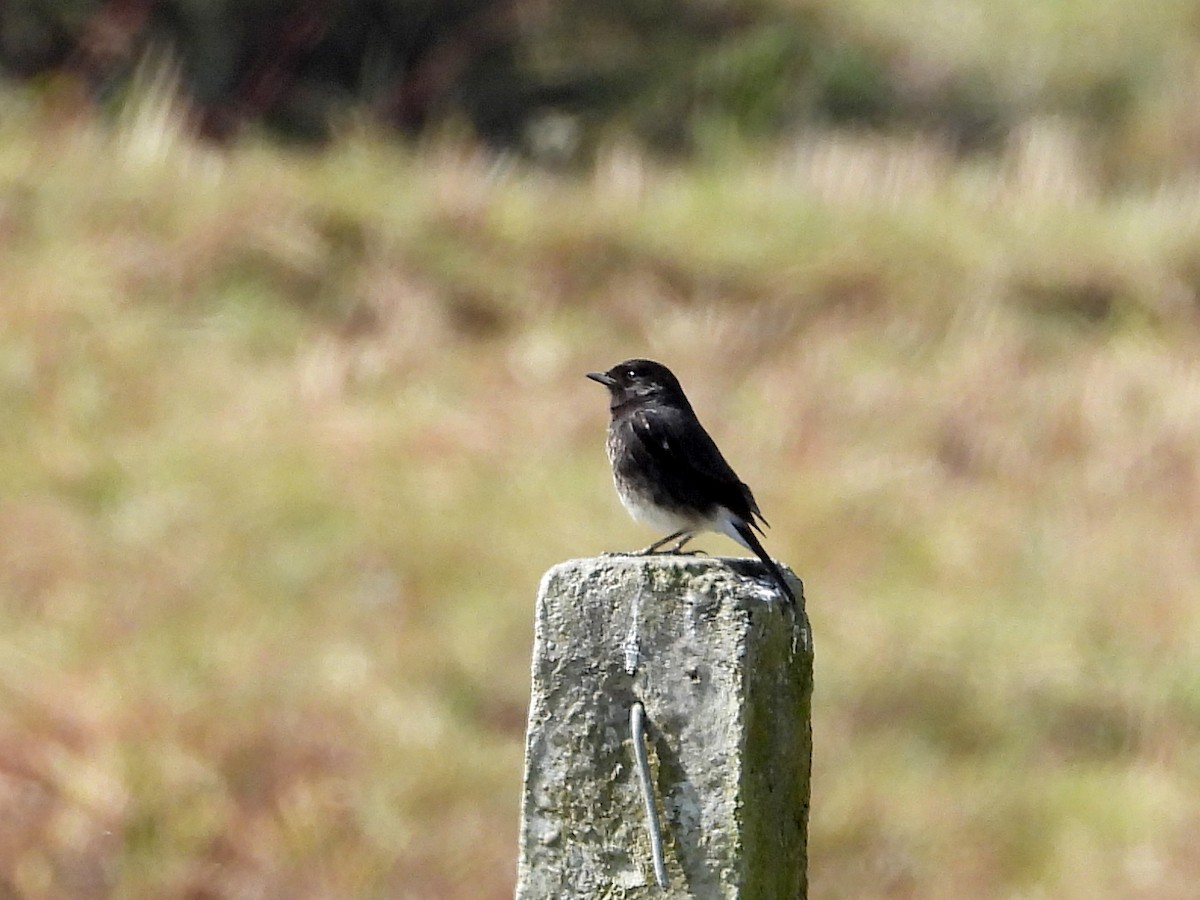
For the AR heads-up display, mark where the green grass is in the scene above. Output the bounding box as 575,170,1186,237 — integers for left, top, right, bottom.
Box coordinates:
3,79,1200,898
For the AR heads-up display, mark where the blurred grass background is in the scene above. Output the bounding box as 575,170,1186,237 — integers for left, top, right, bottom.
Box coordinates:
3,1,1200,898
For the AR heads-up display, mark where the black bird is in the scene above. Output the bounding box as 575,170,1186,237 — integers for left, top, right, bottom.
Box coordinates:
587,358,795,606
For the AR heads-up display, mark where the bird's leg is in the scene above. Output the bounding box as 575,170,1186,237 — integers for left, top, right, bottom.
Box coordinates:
636,530,689,555
668,533,707,556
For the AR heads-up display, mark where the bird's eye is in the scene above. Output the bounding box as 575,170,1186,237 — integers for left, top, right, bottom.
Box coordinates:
626,368,638,380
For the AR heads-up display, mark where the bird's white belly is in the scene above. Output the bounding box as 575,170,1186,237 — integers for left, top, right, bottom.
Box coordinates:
614,476,703,534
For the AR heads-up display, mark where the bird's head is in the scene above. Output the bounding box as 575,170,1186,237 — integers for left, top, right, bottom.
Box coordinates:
587,358,687,410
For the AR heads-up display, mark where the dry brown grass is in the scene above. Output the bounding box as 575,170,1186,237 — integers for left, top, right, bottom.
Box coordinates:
2,81,1200,898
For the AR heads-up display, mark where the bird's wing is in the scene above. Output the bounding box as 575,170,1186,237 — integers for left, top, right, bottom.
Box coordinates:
628,406,766,530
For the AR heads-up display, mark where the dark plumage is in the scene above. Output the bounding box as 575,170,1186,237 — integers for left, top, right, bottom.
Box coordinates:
587,358,794,606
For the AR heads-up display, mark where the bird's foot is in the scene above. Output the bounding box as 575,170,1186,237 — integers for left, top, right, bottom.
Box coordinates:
667,533,702,554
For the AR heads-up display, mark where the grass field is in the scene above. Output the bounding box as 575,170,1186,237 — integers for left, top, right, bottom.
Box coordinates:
3,65,1200,898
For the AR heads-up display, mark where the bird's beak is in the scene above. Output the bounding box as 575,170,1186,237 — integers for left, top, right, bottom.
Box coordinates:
586,371,617,387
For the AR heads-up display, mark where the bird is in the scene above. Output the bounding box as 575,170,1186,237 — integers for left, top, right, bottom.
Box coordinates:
587,358,795,607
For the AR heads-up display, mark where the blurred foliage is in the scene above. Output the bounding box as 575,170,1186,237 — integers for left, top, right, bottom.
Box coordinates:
2,0,1192,163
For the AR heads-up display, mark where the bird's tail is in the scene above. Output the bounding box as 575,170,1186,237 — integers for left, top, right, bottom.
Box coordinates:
730,519,796,607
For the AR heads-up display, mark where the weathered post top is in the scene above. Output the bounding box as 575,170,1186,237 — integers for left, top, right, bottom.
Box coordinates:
516,555,812,899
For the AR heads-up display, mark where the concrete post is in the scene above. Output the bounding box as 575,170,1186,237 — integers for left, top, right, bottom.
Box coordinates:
516,555,812,899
